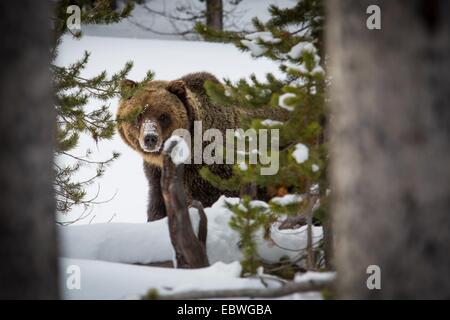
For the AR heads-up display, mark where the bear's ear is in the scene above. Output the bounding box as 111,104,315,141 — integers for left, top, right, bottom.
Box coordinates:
166,80,187,100
167,80,196,131
120,79,137,99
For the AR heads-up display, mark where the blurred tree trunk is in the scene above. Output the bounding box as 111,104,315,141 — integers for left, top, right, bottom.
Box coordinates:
0,1,58,299
328,0,450,298
206,0,223,31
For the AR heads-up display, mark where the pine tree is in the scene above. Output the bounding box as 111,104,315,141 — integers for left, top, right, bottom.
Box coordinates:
196,0,329,274
51,0,153,215
130,0,244,39
329,0,450,299
0,0,59,299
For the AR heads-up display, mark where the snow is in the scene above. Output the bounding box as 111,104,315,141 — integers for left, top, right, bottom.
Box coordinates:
294,271,336,283
59,195,324,299
60,196,322,266
241,31,281,57
59,219,175,264
286,41,324,78
245,32,281,44
286,60,324,77
286,61,309,74
241,39,268,57
61,258,324,300
278,93,296,111
288,41,317,59
293,143,309,164
163,135,190,165
271,194,303,206
59,203,240,265
238,162,248,171
310,184,320,195
261,222,322,263
249,200,270,209
238,203,248,212
61,258,267,300
311,65,325,76
261,119,284,127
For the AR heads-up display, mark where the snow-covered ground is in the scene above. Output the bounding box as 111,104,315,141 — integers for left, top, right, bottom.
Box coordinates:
61,258,328,300
59,196,323,265
59,196,324,299
56,2,327,299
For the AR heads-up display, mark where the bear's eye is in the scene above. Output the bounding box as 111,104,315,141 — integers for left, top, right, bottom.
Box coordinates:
135,113,144,127
159,113,170,126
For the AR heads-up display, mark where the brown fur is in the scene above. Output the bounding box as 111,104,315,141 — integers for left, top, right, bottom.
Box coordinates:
117,72,289,221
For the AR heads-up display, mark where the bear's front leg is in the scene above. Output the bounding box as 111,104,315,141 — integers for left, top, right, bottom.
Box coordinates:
143,162,167,222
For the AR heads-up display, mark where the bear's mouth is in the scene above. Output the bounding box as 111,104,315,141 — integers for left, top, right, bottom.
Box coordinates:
140,145,161,154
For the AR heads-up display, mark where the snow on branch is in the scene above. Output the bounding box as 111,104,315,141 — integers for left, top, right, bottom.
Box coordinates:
163,135,190,165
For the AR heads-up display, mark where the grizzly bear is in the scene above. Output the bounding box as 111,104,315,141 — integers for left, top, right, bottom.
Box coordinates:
117,72,288,222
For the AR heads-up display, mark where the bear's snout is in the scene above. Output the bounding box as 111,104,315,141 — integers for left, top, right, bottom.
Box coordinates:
144,133,158,149
139,119,161,153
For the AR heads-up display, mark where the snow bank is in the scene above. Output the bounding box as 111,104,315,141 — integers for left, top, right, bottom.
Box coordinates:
59,196,322,265
59,195,324,300
61,258,267,299
61,258,325,300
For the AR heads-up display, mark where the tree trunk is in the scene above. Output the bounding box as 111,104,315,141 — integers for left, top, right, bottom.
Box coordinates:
206,0,223,31
0,1,58,299
328,0,450,298
161,140,209,268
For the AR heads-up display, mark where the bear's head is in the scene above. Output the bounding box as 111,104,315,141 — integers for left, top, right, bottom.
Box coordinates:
117,79,196,167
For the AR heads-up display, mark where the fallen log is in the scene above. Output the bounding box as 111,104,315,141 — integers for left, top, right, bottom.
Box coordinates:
155,276,335,300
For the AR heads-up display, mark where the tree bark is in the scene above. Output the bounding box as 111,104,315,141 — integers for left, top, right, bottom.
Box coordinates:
161,140,209,268
239,182,257,199
0,1,58,299
155,275,335,299
206,0,223,31
328,0,450,298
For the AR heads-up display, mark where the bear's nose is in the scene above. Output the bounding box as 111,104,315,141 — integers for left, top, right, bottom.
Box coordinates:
144,134,158,148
